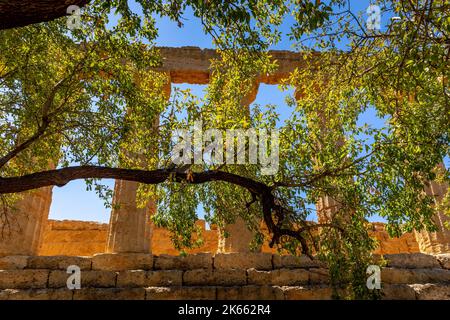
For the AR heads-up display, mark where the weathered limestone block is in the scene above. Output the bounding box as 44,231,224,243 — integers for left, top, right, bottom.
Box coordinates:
381,284,416,300
183,269,246,286
48,270,117,288
116,270,182,287
216,285,284,300
73,288,145,300
27,256,92,270
282,286,332,300
381,268,450,284
411,283,450,300
106,180,154,254
0,270,48,289
214,253,272,270
0,187,53,256
92,253,153,271
414,178,450,255
384,253,440,269
145,286,216,300
436,254,450,269
272,255,322,269
247,268,309,286
154,253,212,270
309,268,330,284
0,256,29,270
147,270,183,287
116,270,146,287
0,288,73,300
217,83,261,254
39,220,108,256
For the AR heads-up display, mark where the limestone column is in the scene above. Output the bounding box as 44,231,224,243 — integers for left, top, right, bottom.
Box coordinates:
106,180,154,253
294,88,345,223
106,76,171,254
0,187,53,256
218,81,261,253
414,165,450,254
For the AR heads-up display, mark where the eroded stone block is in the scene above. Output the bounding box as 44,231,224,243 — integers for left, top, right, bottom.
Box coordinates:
27,256,92,270
73,288,145,300
214,253,272,270
183,269,246,286
384,253,440,269
154,253,212,270
0,256,29,270
92,253,153,271
145,286,216,300
0,270,48,289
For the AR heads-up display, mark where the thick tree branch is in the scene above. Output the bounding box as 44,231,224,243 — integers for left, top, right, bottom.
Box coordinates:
0,165,345,257
0,0,89,30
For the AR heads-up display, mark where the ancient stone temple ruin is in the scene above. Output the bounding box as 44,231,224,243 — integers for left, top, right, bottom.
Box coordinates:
0,47,449,300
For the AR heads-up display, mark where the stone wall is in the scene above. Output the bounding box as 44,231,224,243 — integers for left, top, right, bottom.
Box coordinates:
38,219,420,257
0,253,449,300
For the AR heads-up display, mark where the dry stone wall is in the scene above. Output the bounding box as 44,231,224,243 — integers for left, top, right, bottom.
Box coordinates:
0,253,449,300
38,219,420,257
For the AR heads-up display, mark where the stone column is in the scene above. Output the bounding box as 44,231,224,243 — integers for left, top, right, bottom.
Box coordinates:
0,187,53,256
218,81,261,253
414,167,450,254
106,76,171,254
106,180,154,253
294,89,345,223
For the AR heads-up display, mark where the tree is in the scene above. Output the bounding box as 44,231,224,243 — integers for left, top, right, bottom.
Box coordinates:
0,0,448,299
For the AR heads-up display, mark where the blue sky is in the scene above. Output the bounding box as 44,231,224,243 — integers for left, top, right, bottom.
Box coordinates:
49,1,447,223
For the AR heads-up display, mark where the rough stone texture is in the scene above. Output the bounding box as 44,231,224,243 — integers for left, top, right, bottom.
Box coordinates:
106,180,154,254
73,288,146,300
309,268,330,284
40,220,107,256
414,177,450,255
1,253,450,300
247,268,309,286
370,223,420,255
152,221,218,255
214,253,272,270
0,288,73,300
436,254,450,269
272,255,322,269
39,219,219,256
183,269,246,286
116,270,183,287
154,253,212,270
218,218,258,253
384,253,440,269
0,256,29,270
116,270,146,287
381,284,416,300
27,255,92,270
381,267,450,284
92,253,153,271
0,187,53,256
283,286,332,300
145,286,216,300
157,46,316,85
48,270,117,288
0,270,48,289
411,283,450,300
216,286,284,300
38,219,427,257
